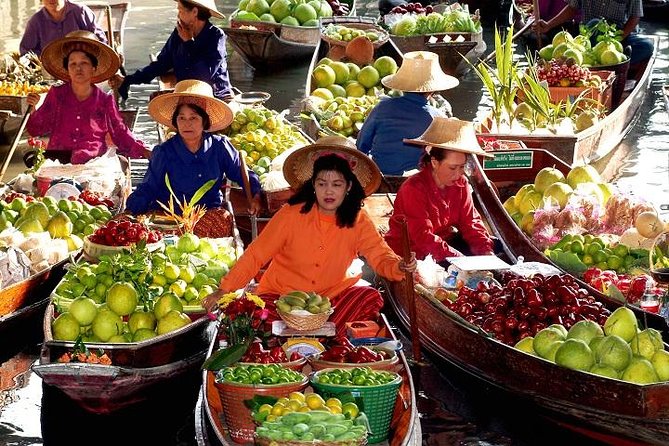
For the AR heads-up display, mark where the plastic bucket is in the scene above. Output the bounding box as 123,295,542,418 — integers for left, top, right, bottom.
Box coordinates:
310,368,402,443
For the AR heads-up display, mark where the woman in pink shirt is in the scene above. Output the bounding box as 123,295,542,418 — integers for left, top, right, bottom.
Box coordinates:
26,31,147,164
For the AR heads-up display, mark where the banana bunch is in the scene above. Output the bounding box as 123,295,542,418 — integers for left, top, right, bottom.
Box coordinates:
0,80,49,96
276,290,332,314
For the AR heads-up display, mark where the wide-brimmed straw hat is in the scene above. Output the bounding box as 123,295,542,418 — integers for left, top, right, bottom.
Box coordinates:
381,51,459,93
283,136,381,196
404,117,493,158
148,79,233,132
40,31,120,83
174,0,225,19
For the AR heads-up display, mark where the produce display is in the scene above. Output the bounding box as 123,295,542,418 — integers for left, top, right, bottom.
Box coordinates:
215,363,305,384
582,268,661,306
317,336,393,363
445,271,611,346
51,235,238,343
231,0,340,26
240,339,304,363
538,29,628,67
0,52,50,92
385,6,482,36
253,393,359,421
535,58,596,87
515,309,669,384
226,106,308,176
276,290,332,314
313,367,398,385
256,407,368,443
87,218,162,246
322,24,385,43
0,80,49,96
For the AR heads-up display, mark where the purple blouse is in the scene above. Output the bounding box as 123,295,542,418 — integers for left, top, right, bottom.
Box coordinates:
26,84,146,164
20,0,107,56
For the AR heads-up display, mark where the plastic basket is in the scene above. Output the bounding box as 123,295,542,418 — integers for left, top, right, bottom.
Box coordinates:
277,308,333,331
214,376,308,443
310,368,402,443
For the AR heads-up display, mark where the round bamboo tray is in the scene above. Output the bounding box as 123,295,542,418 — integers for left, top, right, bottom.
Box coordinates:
321,22,389,49
277,308,334,331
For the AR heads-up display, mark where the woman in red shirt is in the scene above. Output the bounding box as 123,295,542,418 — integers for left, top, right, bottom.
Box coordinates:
205,137,416,335
385,118,495,265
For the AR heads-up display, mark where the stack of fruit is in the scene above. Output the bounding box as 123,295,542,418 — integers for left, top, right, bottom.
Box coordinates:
322,23,386,44
386,7,482,36
538,30,628,68
276,290,332,315
87,218,162,247
227,106,308,176
240,340,304,365
515,308,669,384
0,80,49,96
232,0,339,26
252,393,360,424
314,336,395,365
216,363,305,384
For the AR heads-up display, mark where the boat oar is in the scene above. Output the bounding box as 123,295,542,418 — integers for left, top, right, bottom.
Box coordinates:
238,153,258,241
0,105,33,183
397,215,422,363
532,0,542,48
480,17,535,64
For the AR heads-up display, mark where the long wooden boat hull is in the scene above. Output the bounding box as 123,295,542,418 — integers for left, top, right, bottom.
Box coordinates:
476,37,657,165
195,314,421,446
33,351,206,414
663,85,669,114
385,280,669,445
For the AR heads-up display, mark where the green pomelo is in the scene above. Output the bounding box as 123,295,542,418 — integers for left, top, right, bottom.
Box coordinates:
594,334,632,371
554,338,595,371
533,327,567,358
156,310,191,335
68,297,98,326
53,313,81,341
567,320,604,345
621,357,659,384
630,329,664,360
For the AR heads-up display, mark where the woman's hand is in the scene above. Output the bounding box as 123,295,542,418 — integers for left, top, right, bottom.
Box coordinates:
142,147,152,159
26,93,41,107
249,193,262,216
533,19,552,35
176,19,194,41
108,74,124,89
203,289,227,313
399,252,417,273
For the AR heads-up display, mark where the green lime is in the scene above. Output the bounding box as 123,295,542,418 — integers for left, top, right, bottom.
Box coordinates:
584,234,594,243
572,234,585,244
587,243,603,255
613,244,629,258
570,240,584,254
593,250,608,264
596,261,609,270
607,255,623,270
582,254,594,266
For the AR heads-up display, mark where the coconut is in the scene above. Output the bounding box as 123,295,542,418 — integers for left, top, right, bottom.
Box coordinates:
635,211,663,239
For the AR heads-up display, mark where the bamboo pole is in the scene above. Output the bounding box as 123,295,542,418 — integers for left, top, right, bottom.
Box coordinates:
532,0,542,48
397,215,421,362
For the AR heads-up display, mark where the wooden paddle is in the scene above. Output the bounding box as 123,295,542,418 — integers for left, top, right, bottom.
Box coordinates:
480,17,536,64
0,105,33,182
397,215,421,362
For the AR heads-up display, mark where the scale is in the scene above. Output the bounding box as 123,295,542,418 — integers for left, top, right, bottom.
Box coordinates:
44,179,82,200
233,91,271,106
272,321,334,357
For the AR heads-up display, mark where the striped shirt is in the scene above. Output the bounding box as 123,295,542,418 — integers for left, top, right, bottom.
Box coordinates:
568,0,643,28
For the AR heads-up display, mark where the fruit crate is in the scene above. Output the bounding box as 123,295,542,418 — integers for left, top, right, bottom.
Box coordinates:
0,95,29,115
518,70,615,111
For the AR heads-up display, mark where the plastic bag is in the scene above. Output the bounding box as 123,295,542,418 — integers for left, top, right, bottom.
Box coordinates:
416,255,446,287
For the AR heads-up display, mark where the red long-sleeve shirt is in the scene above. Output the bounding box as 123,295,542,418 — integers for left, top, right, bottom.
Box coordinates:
385,168,493,262
220,204,404,298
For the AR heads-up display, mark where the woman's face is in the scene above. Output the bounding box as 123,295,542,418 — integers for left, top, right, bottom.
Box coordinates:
43,0,66,17
177,1,198,29
66,51,96,85
176,104,205,146
431,151,467,187
314,170,351,215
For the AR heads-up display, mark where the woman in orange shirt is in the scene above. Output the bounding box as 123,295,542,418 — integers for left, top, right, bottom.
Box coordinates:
204,137,416,335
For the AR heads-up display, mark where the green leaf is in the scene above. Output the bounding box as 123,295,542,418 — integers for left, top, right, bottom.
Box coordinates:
607,284,626,303
188,179,216,208
202,340,250,370
245,394,279,412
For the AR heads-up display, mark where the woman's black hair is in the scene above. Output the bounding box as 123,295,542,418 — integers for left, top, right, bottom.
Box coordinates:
62,50,98,71
287,154,366,228
419,145,448,168
171,103,211,131
179,0,212,20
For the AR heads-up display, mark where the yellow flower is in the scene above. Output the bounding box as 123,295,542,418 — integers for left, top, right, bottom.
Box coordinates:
246,292,265,308
217,292,238,309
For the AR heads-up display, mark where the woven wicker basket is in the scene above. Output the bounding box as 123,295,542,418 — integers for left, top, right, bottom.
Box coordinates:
310,349,400,371
277,308,334,331
321,23,389,49
255,436,368,446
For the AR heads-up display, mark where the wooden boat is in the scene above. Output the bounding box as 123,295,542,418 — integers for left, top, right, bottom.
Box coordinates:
223,0,356,71
87,2,131,74
476,36,658,166
194,313,421,446
32,300,215,414
663,85,669,114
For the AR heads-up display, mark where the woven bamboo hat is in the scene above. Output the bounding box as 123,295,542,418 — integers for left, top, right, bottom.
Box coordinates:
283,136,381,196
381,51,459,92
148,79,233,132
174,0,225,19
40,31,120,83
404,117,493,158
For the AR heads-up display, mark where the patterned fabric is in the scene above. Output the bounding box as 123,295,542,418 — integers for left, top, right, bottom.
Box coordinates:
126,133,260,214
26,84,145,164
258,286,384,337
20,0,107,56
567,0,643,27
384,167,493,262
123,22,232,99
356,93,446,175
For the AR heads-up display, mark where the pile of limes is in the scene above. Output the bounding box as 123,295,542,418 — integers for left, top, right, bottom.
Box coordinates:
313,367,398,386
548,233,648,272
215,364,305,385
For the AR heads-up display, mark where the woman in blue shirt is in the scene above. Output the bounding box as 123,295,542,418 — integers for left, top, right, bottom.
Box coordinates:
110,0,233,100
356,51,459,176
126,80,261,215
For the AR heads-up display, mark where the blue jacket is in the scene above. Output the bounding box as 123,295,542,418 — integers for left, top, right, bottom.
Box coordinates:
126,133,260,214
356,93,445,175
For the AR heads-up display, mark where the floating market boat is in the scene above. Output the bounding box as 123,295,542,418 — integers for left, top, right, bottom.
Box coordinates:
87,2,131,74
223,0,356,71
476,36,658,166
194,313,421,446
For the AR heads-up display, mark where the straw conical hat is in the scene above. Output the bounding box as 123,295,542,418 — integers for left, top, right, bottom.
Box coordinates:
40,31,120,83
283,136,381,196
174,0,225,19
403,117,493,158
381,51,459,93
148,80,233,132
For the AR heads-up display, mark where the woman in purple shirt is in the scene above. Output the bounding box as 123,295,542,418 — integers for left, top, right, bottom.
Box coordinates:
25,31,147,165
20,0,107,56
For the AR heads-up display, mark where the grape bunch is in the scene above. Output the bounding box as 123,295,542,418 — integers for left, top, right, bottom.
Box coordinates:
537,59,591,87
390,2,433,14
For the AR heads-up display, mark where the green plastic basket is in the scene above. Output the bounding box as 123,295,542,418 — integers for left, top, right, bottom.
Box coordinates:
309,368,402,443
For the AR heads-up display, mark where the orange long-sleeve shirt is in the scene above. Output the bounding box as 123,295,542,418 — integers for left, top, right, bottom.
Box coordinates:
220,204,405,298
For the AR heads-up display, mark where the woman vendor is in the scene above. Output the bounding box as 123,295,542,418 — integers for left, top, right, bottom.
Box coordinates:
385,118,495,265
25,31,147,165
356,51,457,176
126,79,261,215
204,136,416,335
